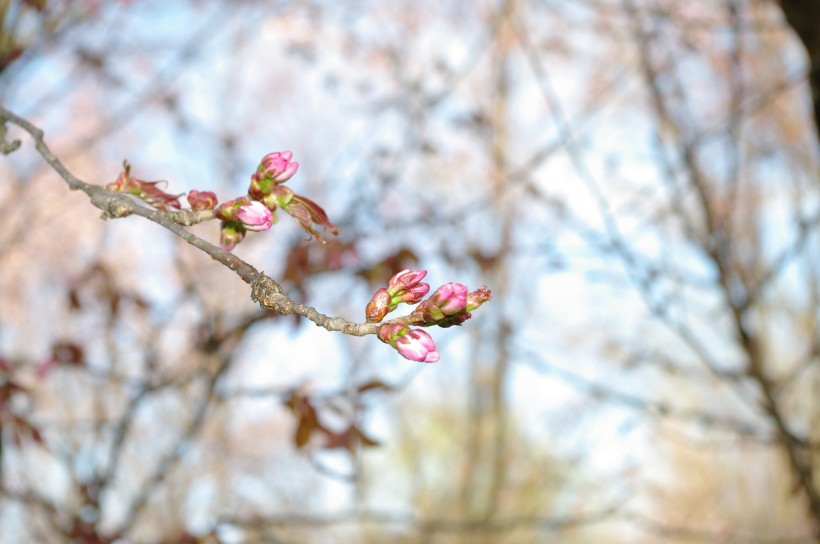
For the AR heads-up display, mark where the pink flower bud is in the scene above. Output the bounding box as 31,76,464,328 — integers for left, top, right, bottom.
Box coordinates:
366,288,392,323
214,196,250,221
387,269,427,296
416,282,468,322
391,282,430,305
385,268,430,306
258,151,299,183
377,323,410,344
236,201,275,231
220,222,245,251
396,329,439,363
377,323,439,363
187,190,218,211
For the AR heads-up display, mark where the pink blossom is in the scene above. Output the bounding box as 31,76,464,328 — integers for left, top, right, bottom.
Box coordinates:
258,151,299,183
385,268,430,305
236,201,275,231
395,329,439,363
415,282,468,323
387,269,428,296
391,282,430,305
432,283,468,313
377,323,439,363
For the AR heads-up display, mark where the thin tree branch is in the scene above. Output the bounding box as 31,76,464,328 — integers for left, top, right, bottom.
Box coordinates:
0,107,422,337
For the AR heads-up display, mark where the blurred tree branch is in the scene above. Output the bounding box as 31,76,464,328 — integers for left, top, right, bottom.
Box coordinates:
0,106,421,338
778,0,820,145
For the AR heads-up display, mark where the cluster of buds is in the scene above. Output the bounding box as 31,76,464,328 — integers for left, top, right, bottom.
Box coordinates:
213,197,276,250
107,151,338,251
412,282,492,328
249,151,339,242
365,268,430,322
367,269,491,363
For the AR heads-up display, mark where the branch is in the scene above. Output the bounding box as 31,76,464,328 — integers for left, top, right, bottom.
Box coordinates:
219,506,618,534
0,107,416,337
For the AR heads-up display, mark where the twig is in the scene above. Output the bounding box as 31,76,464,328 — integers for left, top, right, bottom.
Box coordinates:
0,107,418,337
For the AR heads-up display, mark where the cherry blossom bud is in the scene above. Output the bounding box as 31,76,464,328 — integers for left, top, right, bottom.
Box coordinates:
466,286,492,311
387,269,427,296
417,282,468,322
391,282,430,306
236,201,275,231
377,323,409,344
220,222,245,251
262,185,295,210
250,151,299,197
366,288,391,323
187,190,218,211
434,312,472,328
377,323,439,363
215,196,250,221
259,150,299,183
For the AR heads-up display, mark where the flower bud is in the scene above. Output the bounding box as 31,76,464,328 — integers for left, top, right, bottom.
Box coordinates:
391,282,430,306
417,282,468,322
433,312,472,328
387,269,427,296
384,268,430,306
377,323,410,345
366,288,392,323
187,190,218,211
396,329,439,363
220,222,245,251
466,286,492,311
250,151,299,198
377,323,439,363
259,151,299,183
236,201,275,231
214,196,250,222
262,185,295,210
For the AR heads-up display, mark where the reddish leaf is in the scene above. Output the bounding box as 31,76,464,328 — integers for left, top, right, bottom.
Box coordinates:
285,391,325,449
294,417,316,448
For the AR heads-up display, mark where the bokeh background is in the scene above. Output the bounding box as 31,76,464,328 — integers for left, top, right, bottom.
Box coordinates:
1,0,820,542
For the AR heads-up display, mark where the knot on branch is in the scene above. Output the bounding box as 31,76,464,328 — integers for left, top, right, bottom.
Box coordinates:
91,191,133,219
251,275,291,315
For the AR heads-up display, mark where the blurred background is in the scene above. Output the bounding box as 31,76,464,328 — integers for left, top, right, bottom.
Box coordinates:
1,0,819,542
